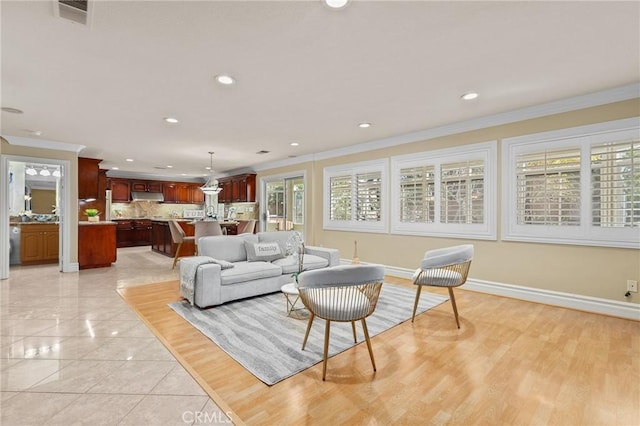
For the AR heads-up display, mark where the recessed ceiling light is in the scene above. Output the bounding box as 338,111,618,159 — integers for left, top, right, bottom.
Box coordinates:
215,74,235,85
358,122,371,128
181,173,188,176
324,0,350,9
290,142,299,147
166,165,173,168
1,107,24,114
126,158,134,162
112,167,119,170
164,117,179,124
461,92,479,101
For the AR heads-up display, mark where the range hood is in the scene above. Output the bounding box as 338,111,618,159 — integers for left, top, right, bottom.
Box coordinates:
130,191,164,202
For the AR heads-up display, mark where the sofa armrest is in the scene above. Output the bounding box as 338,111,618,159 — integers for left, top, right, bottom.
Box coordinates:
305,246,340,267
194,263,223,308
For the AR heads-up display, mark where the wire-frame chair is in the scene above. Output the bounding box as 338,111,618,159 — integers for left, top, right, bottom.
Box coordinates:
411,244,474,328
296,264,385,381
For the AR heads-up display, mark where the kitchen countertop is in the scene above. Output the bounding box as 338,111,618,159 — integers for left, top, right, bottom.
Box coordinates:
79,221,117,226
10,221,60,226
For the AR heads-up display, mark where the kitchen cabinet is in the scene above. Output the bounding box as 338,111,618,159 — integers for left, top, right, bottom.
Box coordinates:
108,178,206,205
78,157,101,200
131,181,163,193
218,174,256,203
20,224,59,265
151,220,195,257
163,183,177,203
110,179,131,202
190,184,205,204
115,219,152,247
79,223,116,269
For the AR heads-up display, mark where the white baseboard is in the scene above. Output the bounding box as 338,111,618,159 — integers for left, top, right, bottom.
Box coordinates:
340,259,640,321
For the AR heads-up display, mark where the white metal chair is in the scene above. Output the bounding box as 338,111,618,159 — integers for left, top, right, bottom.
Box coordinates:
412,244,474,328
296,264,385,380
168,220,196,270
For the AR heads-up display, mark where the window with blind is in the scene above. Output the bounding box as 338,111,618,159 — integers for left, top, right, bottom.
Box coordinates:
503,117,640,248
391,141,497,239
324,159,388,233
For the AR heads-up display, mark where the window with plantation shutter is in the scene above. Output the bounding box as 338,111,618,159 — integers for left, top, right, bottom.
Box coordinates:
329,175,351,221
441,160,485,224
503,117,640,248
355,171,382,221
391,141,497,240
516,149,581,226
591,140,640,228
324,159,388,233
399,166,435,223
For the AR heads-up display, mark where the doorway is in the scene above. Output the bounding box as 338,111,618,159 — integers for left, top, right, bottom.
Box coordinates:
1,155,72,279
262,173,305,237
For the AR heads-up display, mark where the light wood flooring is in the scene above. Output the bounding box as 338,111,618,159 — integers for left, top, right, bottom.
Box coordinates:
118,277,640,425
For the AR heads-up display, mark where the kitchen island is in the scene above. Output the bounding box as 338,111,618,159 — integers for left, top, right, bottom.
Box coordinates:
78,221,117,269
150,219,238,257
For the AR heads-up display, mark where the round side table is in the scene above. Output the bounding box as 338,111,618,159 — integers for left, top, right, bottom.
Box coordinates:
281,283,306,319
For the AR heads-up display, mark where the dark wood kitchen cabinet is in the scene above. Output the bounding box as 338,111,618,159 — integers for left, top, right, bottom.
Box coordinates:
115,219,152,247
78,157,101,200
131,181,163,193
110,179,131,202
151,220,195,257
218,174,256,203
78,223,116,270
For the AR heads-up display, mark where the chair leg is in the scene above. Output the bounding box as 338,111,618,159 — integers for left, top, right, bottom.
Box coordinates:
172,243,183,270
448,287,460,329
301,313,315,350
361,318,376,372
411,285,423,322
351,321,357,343
322,320,331,381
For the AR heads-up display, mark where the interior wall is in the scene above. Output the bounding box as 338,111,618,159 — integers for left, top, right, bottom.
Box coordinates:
1,138,78,263
257,99,640,303
30,189,56,214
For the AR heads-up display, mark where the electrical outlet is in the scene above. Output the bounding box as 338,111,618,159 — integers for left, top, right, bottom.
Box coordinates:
628,280,638,293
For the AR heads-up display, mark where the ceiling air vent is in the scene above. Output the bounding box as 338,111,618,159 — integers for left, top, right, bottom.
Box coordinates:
256,150,270,155
54,0,92,26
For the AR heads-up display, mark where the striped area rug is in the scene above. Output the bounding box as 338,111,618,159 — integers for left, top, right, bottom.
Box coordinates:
168,283,448,385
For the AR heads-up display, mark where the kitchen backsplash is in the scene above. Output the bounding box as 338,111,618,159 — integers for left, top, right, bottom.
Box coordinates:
110,201,259,220
111,202,204,219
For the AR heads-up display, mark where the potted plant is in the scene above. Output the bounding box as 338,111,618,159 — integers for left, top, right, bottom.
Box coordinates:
85,209,100,222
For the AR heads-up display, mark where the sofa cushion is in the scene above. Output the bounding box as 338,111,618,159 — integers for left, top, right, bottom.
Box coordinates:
271,254,329,274
258,231,298,255
220,261,283,285
245,241,285,262
199,234,258,263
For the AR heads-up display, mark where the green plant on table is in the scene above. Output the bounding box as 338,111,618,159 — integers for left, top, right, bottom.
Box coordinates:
84,209,99,217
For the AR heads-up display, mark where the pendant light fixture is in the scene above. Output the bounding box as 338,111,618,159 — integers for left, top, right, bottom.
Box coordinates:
200,151,222,195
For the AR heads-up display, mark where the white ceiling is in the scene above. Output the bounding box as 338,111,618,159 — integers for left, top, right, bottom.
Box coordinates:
2,1,639,179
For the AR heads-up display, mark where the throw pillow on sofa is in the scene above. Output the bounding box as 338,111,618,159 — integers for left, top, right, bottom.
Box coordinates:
245,241,285,262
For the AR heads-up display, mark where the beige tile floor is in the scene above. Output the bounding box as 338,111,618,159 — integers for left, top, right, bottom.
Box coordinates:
1,247,232,425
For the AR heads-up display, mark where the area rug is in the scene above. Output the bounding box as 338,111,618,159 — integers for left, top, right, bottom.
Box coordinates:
168,284,448,385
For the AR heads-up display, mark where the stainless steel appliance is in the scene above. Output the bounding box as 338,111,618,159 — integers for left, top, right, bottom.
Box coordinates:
9,225,21,265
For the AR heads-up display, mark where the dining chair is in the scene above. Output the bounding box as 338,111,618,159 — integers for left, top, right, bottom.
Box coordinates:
168,220,196,270
236,219,256,234
411,244,474,328
194,221,223,253
296,264,385,380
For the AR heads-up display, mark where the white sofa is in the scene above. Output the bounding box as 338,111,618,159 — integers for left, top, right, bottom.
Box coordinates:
183,231,340,308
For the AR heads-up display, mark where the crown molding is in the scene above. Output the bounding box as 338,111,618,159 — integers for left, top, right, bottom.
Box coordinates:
2,135,86,153
254,83,640,172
